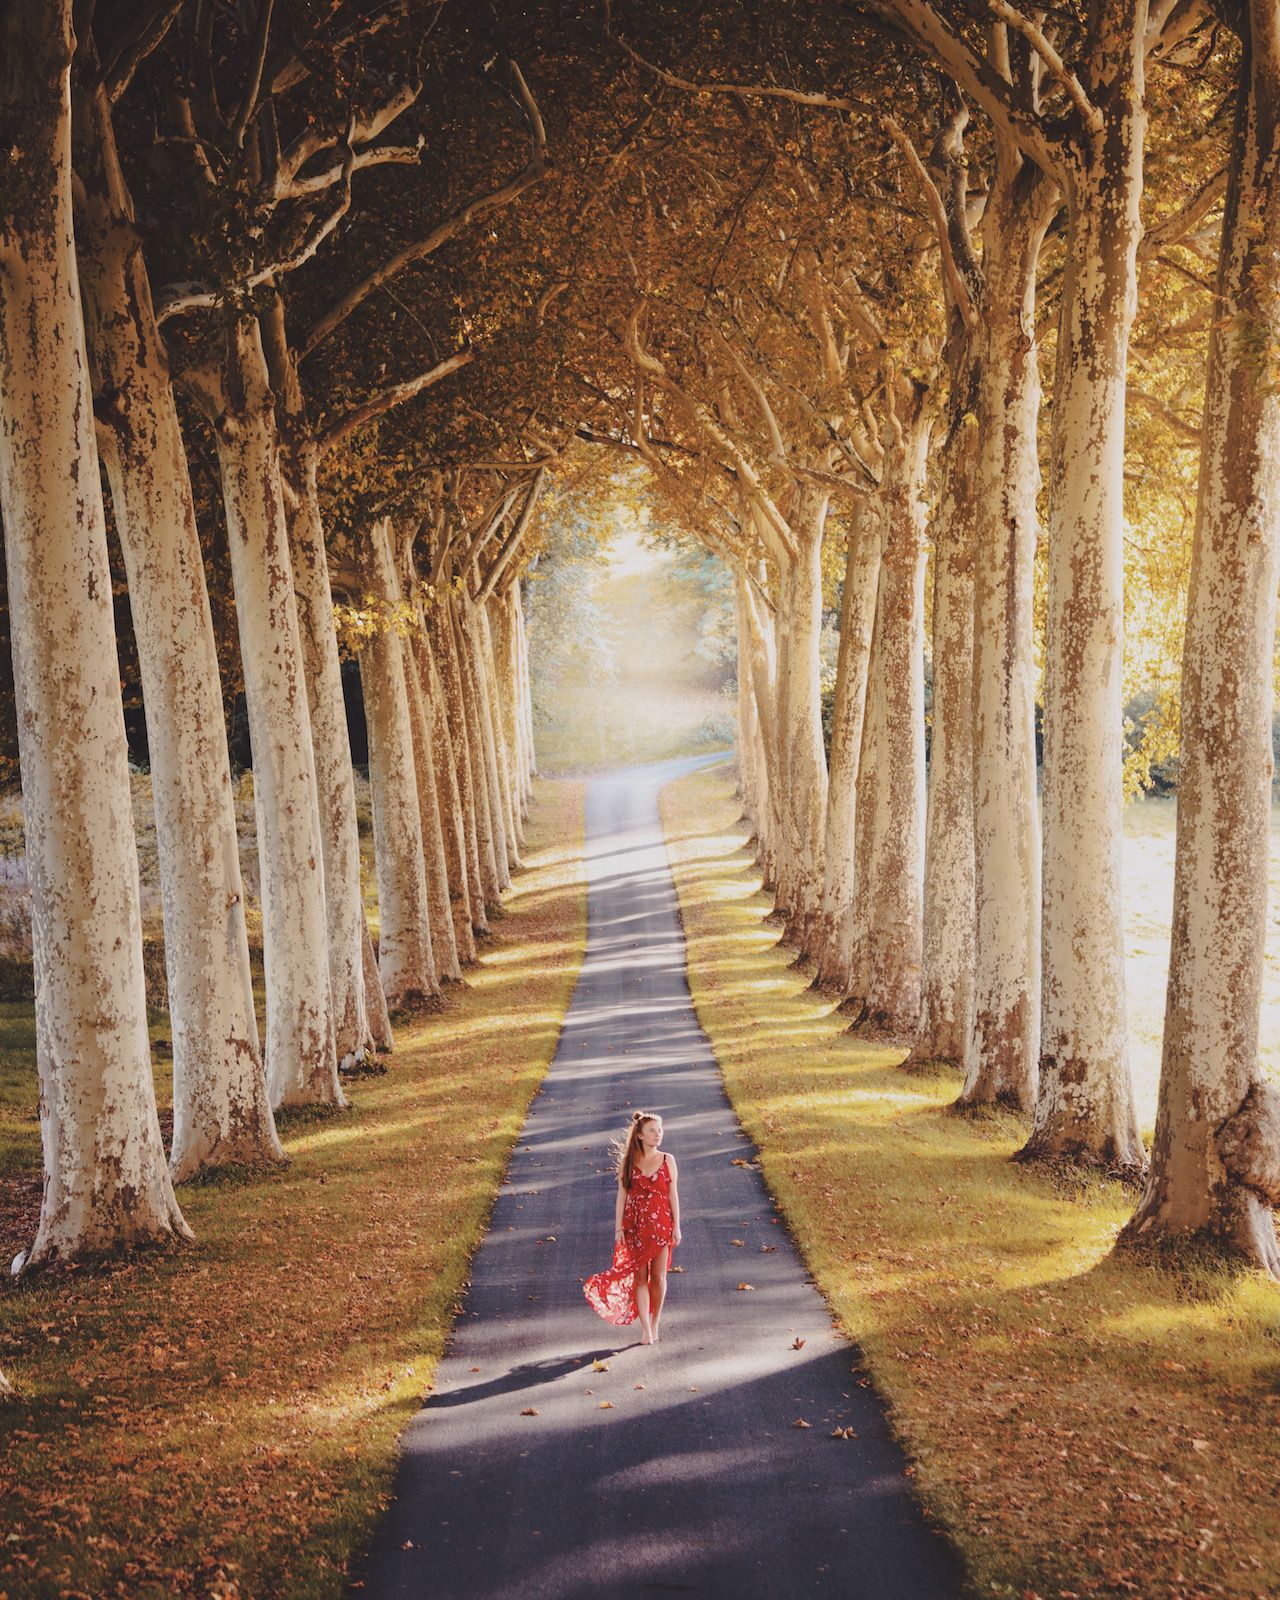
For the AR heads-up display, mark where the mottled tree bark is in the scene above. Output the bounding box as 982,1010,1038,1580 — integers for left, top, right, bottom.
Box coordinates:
961,157,1053,1111
189,320,343,1111
73,64,280,1179
782,490,831,955
812,500,881,994
1122,10,1280,1272
1027,11,1145,1170
847,403,931,1043
0,0,189,1260
358,517,439,1011
263,297,380,1069
912,423,975,1064
429,597,490,933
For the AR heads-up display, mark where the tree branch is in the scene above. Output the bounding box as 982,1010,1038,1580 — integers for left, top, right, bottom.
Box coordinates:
155,132,356,322
1138,164,1228,258
231,0,275,148
985,0,1102,133
316,348,475,455
102,0,184,105
300,61,548,359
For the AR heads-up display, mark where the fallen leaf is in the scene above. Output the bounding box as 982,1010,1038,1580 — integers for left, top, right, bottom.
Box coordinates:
761,1245,777,1253
598,1401,614,1410
1191,1439,1210,1452
737,1283,755,1291
793,1418,811,1429
520,1408,539,1417
633,1383,645,1390
591,1359,610,1372
830,1426,858,1440
791,1337,806,1350
731,1158,751,1168
670,1265,685,1273
731,1239,745,1247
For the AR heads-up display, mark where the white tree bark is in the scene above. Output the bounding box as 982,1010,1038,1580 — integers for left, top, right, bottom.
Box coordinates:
398,567,462,984
477,597,522,869
783,490,831,956
738,573,783,892
411,619,477,962
362,914,394,1051
813,500,881,994
267,304,381,1069
0,0,189,1261
192,320,343,1111
847,404,931,1042
961,160,1053,1112
1123,13,1280,1272
912,423,975,1064
515,585,537,790
492,587,528,833
358,518,439,1011
73,71,280,1180
457,592,511,894
429,597,490,934
1027,66,1145,1170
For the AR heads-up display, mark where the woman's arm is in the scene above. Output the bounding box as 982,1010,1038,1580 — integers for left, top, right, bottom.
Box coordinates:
614,1177,626,1241
667,1154,682,1245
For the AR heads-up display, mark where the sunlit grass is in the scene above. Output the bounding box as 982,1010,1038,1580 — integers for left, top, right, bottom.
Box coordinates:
0,778,587,1600
662,765,1280,1600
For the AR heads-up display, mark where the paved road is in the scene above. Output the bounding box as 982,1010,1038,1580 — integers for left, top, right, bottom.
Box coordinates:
352,756,962,1600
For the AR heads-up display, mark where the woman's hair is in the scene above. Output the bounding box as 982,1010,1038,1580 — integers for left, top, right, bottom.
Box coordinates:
614,1110,662,1191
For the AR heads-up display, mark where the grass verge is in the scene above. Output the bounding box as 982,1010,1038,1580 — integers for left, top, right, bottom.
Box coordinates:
0,777,587,1600
661,764,1280,1600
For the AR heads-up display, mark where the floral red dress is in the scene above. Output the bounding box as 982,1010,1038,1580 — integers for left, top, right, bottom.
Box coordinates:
583,1155,676,1326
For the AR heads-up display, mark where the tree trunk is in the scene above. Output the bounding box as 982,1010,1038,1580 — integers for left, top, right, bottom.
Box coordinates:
738,574,783,892
847,407,930,1043
399,586,462,985
477,596,522,868
358,518,439,1012
410,620,477,962
1025,57,1145,1170
961,162,1052,1111
286,450,379,1066
261,301,381,1068
195,320,343,1110
429,597,490,933
362,914,394,1051
783,490,831,956
912,422,976,1064
0,0,189,1261
72,69,280,1179
457,592,511,894
514,585,537,790
1122,16,1280,1272
492,587,528,833
812,500,881,993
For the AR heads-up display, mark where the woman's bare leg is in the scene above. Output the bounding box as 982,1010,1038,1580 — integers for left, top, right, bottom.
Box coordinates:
649,1256,668,1340
635,1275,654,1344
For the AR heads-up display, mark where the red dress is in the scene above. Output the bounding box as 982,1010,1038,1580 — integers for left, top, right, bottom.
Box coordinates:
583,1154,676,1326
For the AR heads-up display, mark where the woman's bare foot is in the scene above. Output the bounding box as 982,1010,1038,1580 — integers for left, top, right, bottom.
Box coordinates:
639,1320,654,1345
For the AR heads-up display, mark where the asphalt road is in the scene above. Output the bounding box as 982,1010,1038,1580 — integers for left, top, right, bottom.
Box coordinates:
351,756,963,1600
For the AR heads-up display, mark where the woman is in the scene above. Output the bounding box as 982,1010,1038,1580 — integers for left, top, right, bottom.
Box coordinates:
583,1111,681,1344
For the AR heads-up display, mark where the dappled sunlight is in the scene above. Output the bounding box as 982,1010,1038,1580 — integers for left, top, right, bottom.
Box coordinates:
662,764,1280,1600
0,778,590,1599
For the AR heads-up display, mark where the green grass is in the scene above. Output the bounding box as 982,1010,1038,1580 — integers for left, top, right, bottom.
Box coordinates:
0,778,587,1600
661,765,1280,1600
